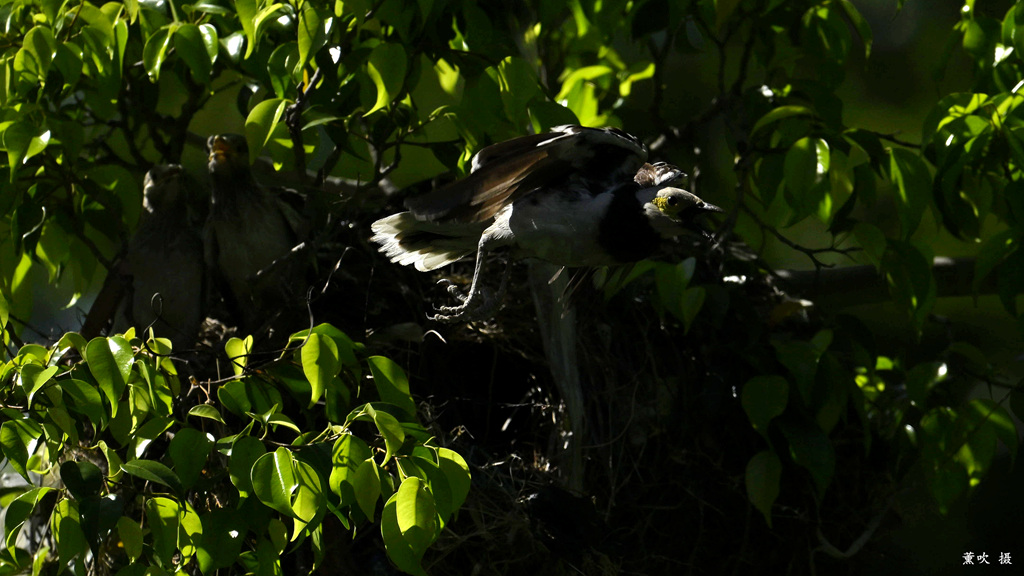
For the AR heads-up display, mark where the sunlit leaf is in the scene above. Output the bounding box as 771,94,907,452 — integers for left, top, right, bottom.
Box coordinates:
367,355,416,417
302,333,339,408
142,26,173,81
244,98,289,164
174,23,213,83
365,43,407,116
122,459,183,494
252,447,298,517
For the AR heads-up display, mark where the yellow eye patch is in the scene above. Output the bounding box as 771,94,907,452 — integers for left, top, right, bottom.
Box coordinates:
652,195,683,217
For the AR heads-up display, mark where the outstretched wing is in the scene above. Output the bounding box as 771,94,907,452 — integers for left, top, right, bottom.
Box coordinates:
404,125,649,223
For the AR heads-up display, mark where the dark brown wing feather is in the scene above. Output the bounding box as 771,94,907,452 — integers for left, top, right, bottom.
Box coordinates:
634,162,685,187
404,125,650,224
404,143,560,223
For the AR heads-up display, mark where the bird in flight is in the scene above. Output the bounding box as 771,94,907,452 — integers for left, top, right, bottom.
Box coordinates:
371,125,723,322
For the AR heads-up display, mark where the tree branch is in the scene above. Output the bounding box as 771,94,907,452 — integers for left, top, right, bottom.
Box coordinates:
776,256,994,308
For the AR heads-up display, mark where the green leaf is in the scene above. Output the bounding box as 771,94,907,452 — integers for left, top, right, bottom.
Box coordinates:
59,460,104,500
966,399,1018,466
365,43,408,116
963,16,997,59
4,487,54,556
187,404,226,424
784,137,830,222
117,516,143,561
244,98,289,164
0,290,8,332
368,356,417,416
229,435,266,496
780,419,835,499
751,105,816,137
746,450,781,527
396,476,437,558
252,3,289,56
715,0,741,30
145,497,188,566
852,222,886,268
742,375,789,434
497,56,539,124
408,456,453,527
837,0,873,58
772,339,822,405
121,459,183,494
225,335,253,376
0,419,42,480
882,241,936,330
199,23,219,62
906,361,948,405
370,406,406,462
888,148,931,238
174,23,213,84
19,364,57,407
619,61,655,97
297,2,328,70
79,494,124,554
85,336,133,417
973,230,1015,295
51,499,88,567
381,492,428,576
2,121,49,179
169,428,213,490
196,508,247,573
129,416,174,459
252,447,299,517
302,333,339,408
329,433,372,498
679,286,706,334
436,447,471,515
290,457,325,530
234,0,258,58
218,379,253,415
97,440,123,483
142,26,173,82
15,26,56,84
352,458,382,520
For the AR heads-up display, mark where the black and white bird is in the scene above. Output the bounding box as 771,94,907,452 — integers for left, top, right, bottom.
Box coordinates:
83,164,206,350
203,134,310,333
371,125,723,322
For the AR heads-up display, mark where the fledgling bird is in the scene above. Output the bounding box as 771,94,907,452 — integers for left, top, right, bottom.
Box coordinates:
82,164,206,350
203,134,310,334
371,125,723,322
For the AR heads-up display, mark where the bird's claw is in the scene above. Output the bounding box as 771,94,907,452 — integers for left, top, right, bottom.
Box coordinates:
436,278,469,303
428,283,499,323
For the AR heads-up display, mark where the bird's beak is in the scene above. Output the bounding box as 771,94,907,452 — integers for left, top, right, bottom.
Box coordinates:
701,201,724,214
209,136,233,164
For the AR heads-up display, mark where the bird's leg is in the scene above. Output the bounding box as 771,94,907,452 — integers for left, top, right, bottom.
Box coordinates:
430,237,504,322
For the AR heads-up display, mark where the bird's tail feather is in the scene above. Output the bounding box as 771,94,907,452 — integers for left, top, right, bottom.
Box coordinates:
370,212,480,272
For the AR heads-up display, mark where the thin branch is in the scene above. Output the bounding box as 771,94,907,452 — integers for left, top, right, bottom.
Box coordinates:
285,67,325,185
740,204,858,270
876,132,922,149
775,256,995,308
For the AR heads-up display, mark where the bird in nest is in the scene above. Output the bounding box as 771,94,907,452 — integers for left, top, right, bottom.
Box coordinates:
203,134,311,334
82,164,206,350
370,125,723,322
